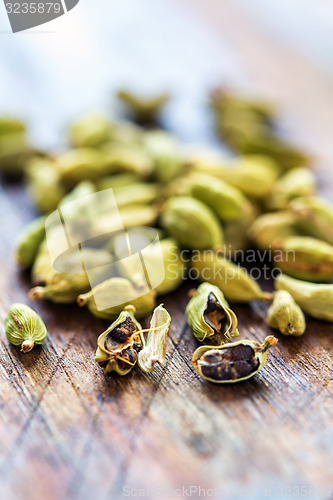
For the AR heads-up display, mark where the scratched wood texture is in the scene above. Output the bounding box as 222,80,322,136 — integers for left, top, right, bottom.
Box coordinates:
0,2,333,500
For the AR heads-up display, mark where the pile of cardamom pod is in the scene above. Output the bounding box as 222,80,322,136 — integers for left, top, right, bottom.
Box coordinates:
3,88,333,383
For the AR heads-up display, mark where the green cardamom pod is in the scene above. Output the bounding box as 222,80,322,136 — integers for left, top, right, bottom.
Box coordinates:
191,252,271,302
0,117,26,135
187,172,249,222
192,335,278,383
26,157,65,213
95,204,159,237
161,196,223,250
185,282,239,344
224,201,259,253
143,130,183,182
192,155,279,199
109,120,144,147
210,87,275,120
77,277,156,320
96,173,142,192
266,290,305,336
248,211,300,251
116,237,186,296
56,148,111,186
113,183,160,208
95,306,143,375
30,243,112,303
69,113,112,148
15,216,46,269
266,167,316,210
275,273,333,322
5,303,47,353
0,131,31,177
58,180,96,208
229,134,310,171
289,196,333,245
101,143,154,177
117,90,169,123
273,236,333,282
151,238,187,295
137,304,171,373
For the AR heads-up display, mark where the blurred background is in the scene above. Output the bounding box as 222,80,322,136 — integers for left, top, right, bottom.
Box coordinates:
0,0,333,178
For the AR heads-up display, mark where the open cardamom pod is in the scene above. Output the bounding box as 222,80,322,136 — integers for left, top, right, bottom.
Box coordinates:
95,307,143,375
186,282,239,344
192,336,278,383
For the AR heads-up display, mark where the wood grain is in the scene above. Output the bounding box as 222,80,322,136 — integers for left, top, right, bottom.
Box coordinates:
0,2,333,500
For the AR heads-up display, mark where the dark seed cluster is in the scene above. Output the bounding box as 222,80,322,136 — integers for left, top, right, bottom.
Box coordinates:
197,344,260,381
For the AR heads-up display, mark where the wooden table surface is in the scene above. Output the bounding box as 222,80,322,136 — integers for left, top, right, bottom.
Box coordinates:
0,2,333,499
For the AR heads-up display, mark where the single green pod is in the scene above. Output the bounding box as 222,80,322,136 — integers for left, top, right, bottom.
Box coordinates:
273,236,333,282
290,196,333,245
248,211,300,251
117,90,170,123
266,167,316,210
15,216,46,269
77,277,156,320
69,113,112,148
191,251,271,303
266,290,306,336
185,282,239,345
192,335,278,383
26,157,65,213
0,117,26,136
193,155,279,200
95,306,143,375
143,130,183,182
187,172,249,222
101,143,154,177
96,173,142,192
161,196,223,250
115,237,186,296
94,204,159,236
275,273,333,322
30,244,112,303
56,148,111,186
0,131,31,177
114,182,160,208
223,201,259,253
108,120,144,147
5,303,47,353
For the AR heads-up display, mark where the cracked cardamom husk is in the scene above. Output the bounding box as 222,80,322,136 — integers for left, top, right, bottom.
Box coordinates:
95,306,143,375
192,335,278,383
186,282,239,344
